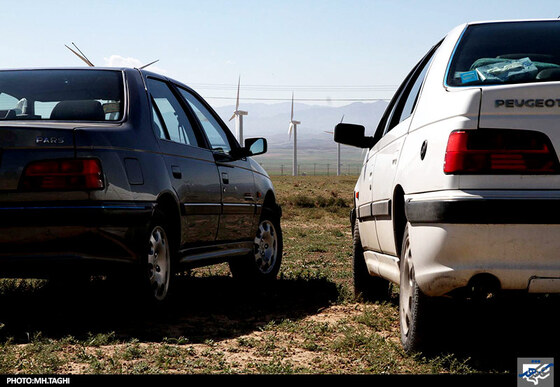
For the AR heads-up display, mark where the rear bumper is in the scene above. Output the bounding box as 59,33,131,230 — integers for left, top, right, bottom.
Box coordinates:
0,201,155,276
406,195,560,224
404,191,560,296
0,201,155,227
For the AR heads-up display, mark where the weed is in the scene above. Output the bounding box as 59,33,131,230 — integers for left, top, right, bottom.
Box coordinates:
86,332,118,347
355,303,399,331
0,176,522,375
254,357,295,374
121,340,145,361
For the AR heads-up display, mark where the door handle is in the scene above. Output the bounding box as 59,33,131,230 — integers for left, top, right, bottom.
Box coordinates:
171,166,182,179
222,172,229,184
392,150,399,165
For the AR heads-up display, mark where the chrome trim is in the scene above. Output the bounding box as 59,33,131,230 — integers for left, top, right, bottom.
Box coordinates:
183,203,221,215
222,202,255,214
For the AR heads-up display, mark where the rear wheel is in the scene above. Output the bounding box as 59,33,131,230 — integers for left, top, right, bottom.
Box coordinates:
399,224,433,353
131,209,174,303
229,208,282,280
353,221,391,301
146,224,171,301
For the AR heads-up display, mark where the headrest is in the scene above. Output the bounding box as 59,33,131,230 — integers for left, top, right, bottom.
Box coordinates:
50,100,105,121
536,68,560,81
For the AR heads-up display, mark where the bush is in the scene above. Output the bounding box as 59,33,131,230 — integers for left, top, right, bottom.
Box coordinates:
287,194,349,209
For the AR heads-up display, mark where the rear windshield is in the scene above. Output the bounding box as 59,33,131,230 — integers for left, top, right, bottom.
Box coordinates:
447,21,560,87
0,70,124,121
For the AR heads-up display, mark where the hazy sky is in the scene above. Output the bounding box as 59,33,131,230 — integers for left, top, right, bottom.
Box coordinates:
2,0,560,107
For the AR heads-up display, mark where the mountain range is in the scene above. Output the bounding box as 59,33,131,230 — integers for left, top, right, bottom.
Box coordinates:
213,101,389,168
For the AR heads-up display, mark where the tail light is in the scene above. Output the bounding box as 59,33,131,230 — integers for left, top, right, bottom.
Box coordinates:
21,159,104,191
444,129,560,174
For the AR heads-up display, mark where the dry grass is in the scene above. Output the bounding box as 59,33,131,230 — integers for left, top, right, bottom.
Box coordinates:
0,176,557,375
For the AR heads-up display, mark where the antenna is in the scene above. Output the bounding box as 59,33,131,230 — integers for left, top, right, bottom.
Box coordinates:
139,59,160,69
228,76,248,144
65,43,94,67
72,43,94,66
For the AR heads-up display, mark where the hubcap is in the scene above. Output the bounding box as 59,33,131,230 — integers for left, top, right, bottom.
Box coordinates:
148,226,170,301
253,220,278,274
400,238,414,338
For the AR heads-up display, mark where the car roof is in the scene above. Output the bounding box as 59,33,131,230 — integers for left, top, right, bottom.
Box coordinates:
0,67,202,100
0,66,134,71
0,67,134,72
465,18,560,26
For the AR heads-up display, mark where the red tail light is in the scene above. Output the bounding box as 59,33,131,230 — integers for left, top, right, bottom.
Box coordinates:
444,129,560,174
21,159,104,191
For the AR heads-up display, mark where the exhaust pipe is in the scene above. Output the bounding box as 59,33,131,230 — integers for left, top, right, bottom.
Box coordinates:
467,274,501,301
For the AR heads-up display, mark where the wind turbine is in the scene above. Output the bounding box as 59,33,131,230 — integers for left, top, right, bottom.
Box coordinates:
324,115,343,176
229,76,248,144
288,93,301,176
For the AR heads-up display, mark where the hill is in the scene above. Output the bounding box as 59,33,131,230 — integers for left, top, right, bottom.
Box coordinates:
213,101,388,174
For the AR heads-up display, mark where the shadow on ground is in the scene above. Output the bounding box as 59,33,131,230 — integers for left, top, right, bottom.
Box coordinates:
0,275,339,344
410,294,560,372
0,275,557,374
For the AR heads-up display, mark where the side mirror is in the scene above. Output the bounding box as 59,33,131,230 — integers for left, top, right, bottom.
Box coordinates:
232,137,267,159
245,137,267,156
334,123,375,148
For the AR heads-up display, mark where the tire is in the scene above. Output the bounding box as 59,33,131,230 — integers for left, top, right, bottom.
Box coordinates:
399,223,433,353
141,211,174,302
353,221,391,301
229,208,283,280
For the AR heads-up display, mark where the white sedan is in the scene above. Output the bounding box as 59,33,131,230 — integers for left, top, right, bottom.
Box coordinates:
335,19,560,353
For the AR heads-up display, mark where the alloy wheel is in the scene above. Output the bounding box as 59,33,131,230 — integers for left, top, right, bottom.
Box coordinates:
147,225,170,301
253,219,278,274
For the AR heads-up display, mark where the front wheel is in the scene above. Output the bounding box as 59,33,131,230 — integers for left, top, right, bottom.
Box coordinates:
229,208,283,280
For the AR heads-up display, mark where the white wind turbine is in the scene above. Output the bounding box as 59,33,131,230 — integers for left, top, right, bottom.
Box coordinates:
288,93,301,176
229,76,248,144
324,115,344,176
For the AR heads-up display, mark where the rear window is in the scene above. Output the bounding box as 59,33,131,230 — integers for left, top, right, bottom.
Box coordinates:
0,70,124,121
447,21,560,87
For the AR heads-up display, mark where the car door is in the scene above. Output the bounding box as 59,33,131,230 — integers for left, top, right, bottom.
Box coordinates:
176,86,257,243
356,150,382,252
371,44,439,256
147,77,222,245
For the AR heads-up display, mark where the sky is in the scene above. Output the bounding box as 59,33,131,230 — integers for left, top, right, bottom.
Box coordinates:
2,0,560,108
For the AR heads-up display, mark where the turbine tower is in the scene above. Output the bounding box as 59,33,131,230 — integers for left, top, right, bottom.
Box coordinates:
229,76,248,144
288,93,301,176
324,115,344,176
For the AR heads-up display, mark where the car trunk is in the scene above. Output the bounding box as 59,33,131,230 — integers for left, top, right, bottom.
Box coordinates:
0,123,75,192
458,82,560,190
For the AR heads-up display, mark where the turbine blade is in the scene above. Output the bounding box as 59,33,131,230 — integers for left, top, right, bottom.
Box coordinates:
235,76,240,111
229,113,236,121
340,114,345,123
290,92,294,121
288,122,294,139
